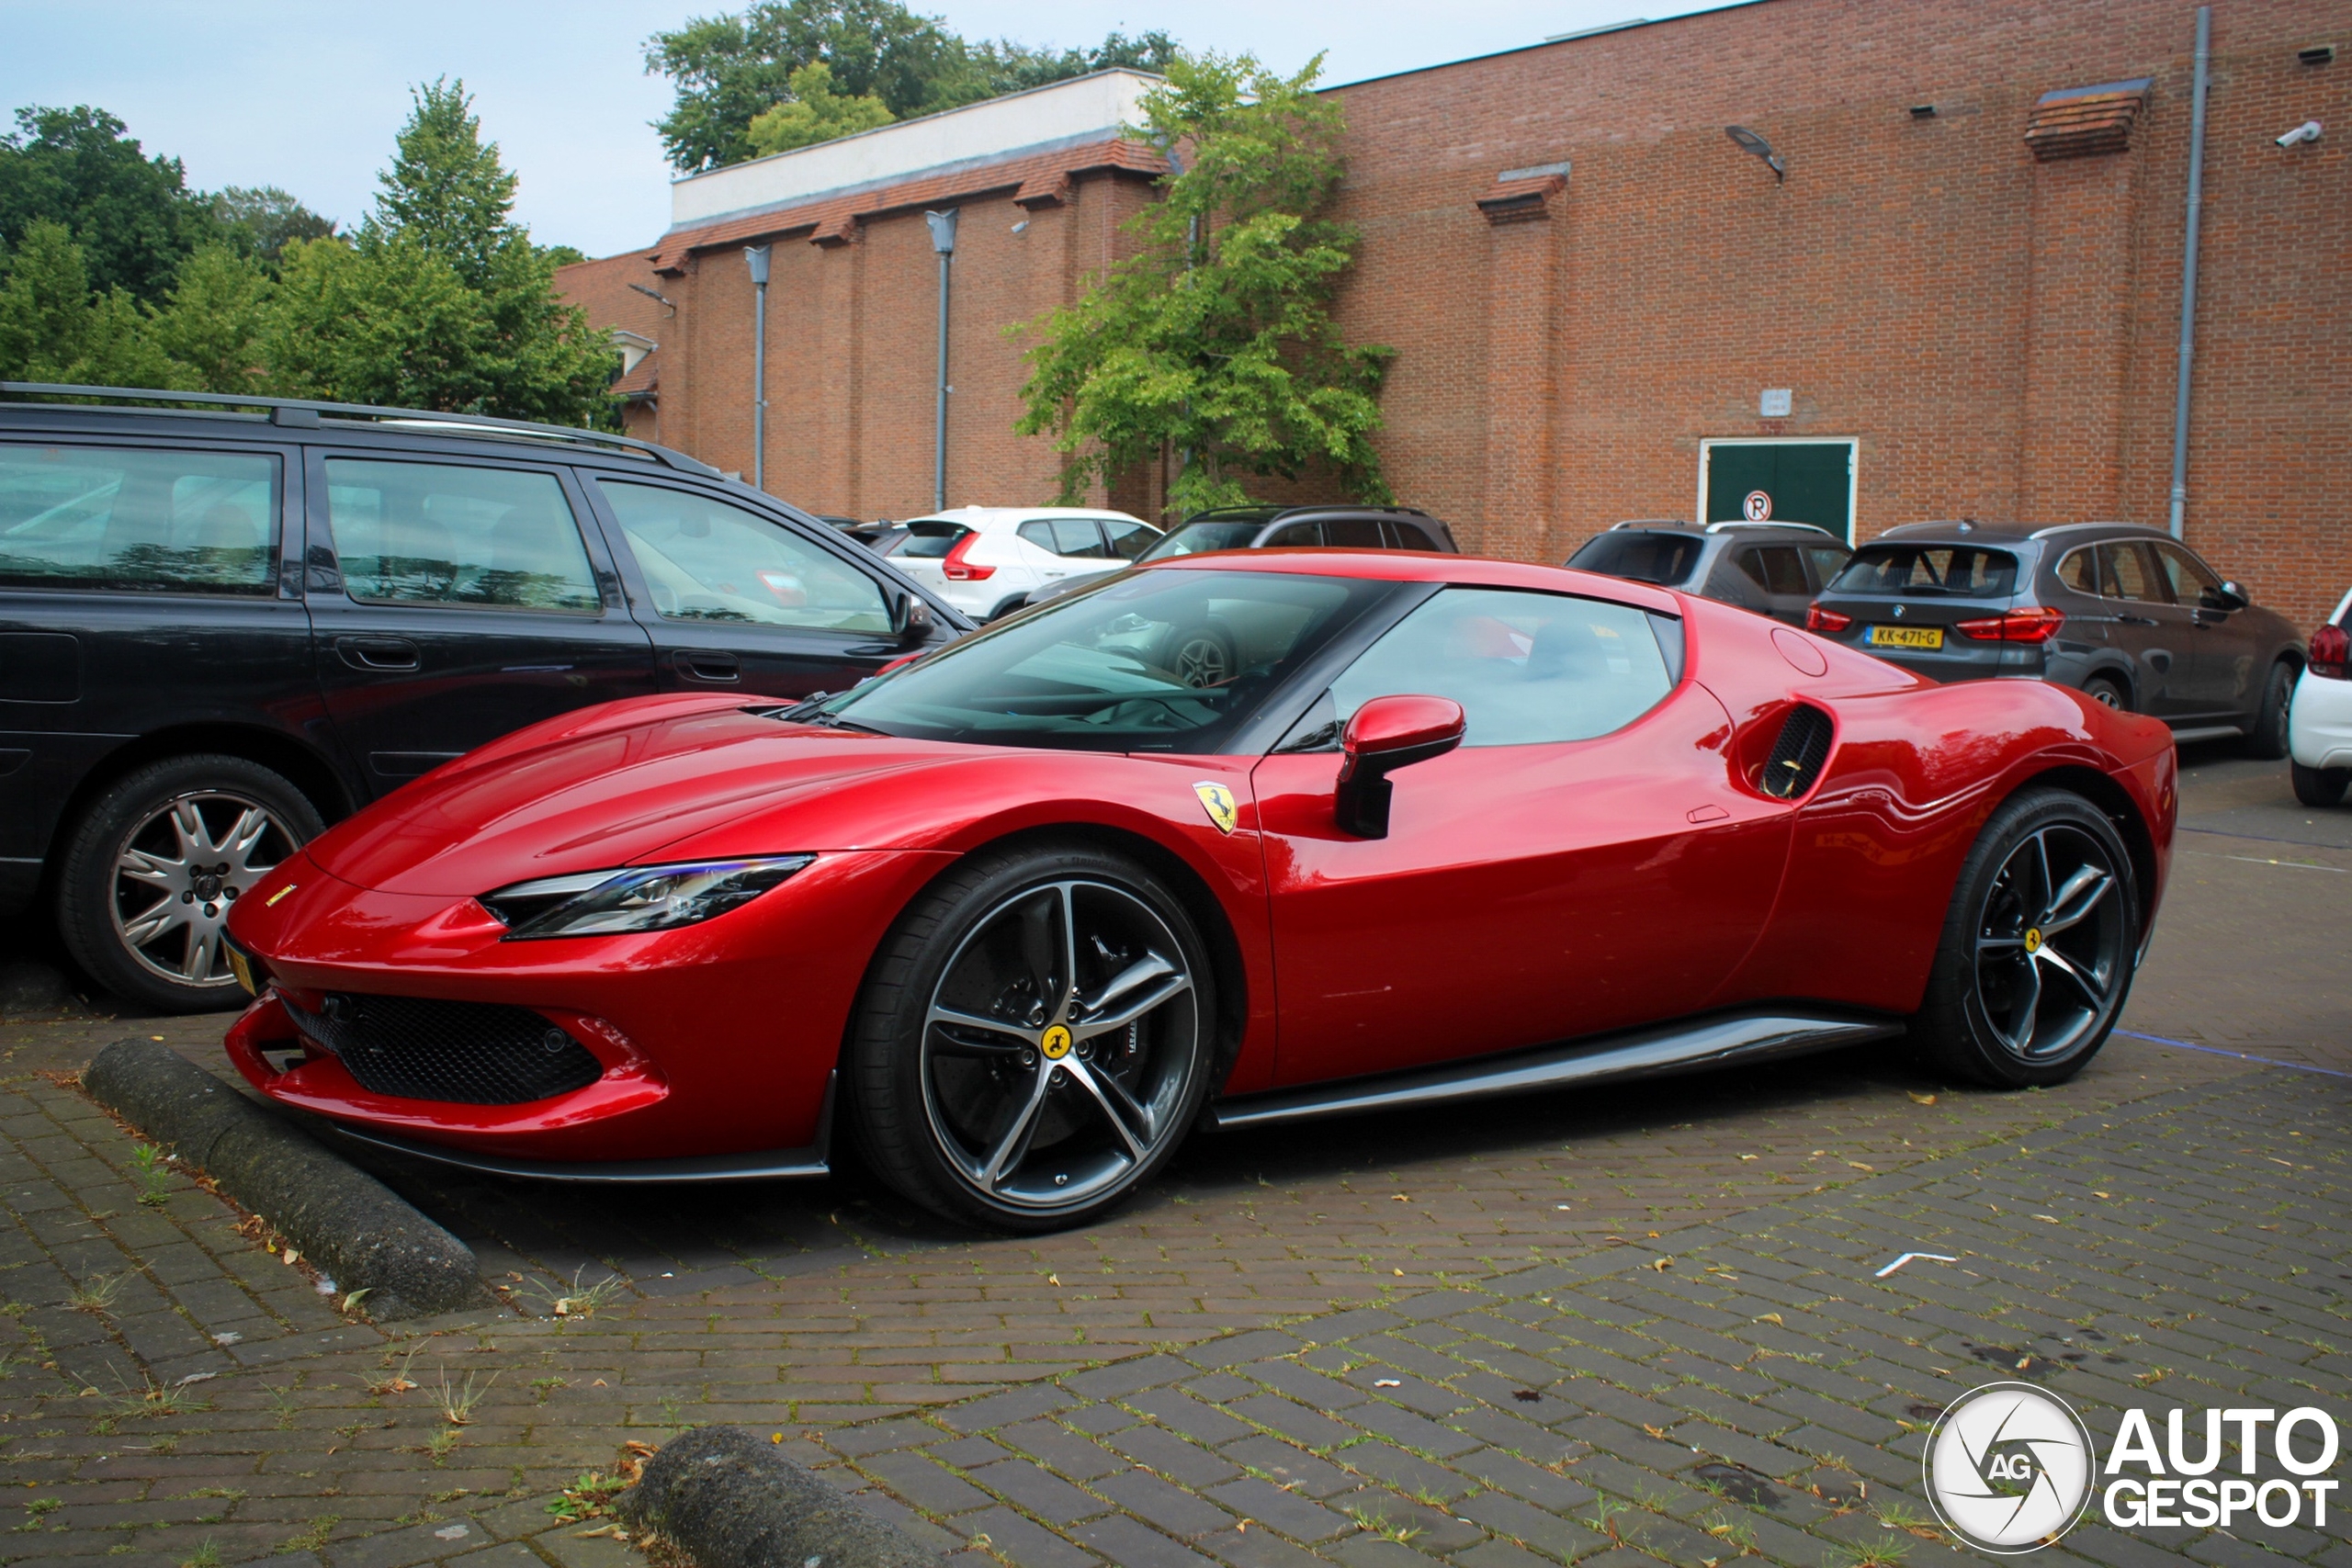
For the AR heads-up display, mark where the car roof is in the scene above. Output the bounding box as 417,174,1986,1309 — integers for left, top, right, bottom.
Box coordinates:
1600,520,1845,541
903,507,1148,527
1133,547,1680,613
1183,503,1440,524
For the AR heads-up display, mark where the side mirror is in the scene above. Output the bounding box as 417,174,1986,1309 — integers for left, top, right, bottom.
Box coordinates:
1335,694,1466,839
889,592,934,648
2215,581,2249,610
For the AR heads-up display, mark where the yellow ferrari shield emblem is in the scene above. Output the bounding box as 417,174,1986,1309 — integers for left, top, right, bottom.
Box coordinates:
1193,782,1239,835
1040,1024,1073,1060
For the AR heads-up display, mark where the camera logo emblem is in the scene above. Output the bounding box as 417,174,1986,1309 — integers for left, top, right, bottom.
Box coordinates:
1923,1382,2095,1553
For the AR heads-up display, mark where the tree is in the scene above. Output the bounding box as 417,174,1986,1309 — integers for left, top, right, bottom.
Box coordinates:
1011,52,1395,517
0,106,213,302
0,219,178,388
968,30,1181,97
265,80,616,423
143,245,277,392
747,62,897,155
645,0,968,172
208,186,335,268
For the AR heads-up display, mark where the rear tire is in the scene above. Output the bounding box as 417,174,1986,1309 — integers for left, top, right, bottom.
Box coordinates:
846,843,1218,1232
1907,788,2138,1089
2291,761,2351,807
2242,661,2294,760
2081,676,2129,712
56,754,322,1014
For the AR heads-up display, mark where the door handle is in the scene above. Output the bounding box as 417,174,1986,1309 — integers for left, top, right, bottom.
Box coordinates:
334,636,421,671
673,650,741,682
2115,614,2157,626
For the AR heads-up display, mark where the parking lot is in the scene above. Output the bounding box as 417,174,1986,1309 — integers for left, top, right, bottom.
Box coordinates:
0,745,2344,1568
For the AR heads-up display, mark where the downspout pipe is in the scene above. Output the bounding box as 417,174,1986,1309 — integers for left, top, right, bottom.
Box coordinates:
2167,6,2211,539
925,209,959,513
743,245,771,491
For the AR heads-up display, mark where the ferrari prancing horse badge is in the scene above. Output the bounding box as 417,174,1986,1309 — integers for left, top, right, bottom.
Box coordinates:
1193,782,1239,835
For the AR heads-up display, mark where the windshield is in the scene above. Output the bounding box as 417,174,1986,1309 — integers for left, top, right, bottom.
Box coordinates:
807,568,1399,751
1566,532,1704,587
1136,521,1264,562
1831,545,2019,598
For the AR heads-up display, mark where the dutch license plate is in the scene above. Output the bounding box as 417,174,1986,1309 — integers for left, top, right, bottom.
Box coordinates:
1867,625,1944,650
223,939,255,997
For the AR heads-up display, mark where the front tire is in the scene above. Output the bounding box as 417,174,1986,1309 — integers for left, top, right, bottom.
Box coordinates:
2291,760,2351,807
1908,788,2138,1089
56,754,322,1014
847,844,1217,1231
2243,661,2294,760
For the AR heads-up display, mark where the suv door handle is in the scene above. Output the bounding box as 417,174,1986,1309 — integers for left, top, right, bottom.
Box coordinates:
674,650,741,682
334,636,421,671
2114,614,2158,626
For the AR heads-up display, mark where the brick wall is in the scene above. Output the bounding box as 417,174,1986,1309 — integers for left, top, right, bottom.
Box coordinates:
560,0,2352,627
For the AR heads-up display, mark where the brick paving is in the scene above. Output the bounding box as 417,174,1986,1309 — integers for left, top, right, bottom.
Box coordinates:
0,752,2342,1568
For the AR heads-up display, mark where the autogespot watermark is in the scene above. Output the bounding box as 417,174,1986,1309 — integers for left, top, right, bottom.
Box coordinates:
1923,1382,2342,1553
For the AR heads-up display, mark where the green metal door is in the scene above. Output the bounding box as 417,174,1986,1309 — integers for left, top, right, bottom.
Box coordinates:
1703,443,1852,540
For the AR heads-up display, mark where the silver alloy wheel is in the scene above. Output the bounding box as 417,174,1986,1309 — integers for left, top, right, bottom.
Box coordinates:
920,878,1201,1211
109,790,297,988
1972,824,2126,1062
1171,634,1232,688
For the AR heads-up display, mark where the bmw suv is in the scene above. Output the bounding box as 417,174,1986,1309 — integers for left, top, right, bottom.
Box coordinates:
1804,521,2303,752
1566,520,1850,625
0,384,967,1013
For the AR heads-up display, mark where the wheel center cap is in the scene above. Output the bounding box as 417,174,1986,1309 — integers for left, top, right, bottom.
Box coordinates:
2023,927,2043,954
1040,1024,1073,1061
193,873,223,901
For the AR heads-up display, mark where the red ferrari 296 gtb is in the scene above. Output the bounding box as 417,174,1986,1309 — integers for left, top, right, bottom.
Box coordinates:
221,550,2176,1230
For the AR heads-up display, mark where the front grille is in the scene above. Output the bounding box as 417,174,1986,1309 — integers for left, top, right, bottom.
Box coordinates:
281,991,603,1105
1759,705,1835,799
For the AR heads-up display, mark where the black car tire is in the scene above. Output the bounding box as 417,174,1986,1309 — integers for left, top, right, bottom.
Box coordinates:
2081,675,2130,712
1159,620,1239,689
56,754,322,1015
2242,661,2294,760
846,843,1218,1232
1907,787,2138,1089
2290,761,2351,808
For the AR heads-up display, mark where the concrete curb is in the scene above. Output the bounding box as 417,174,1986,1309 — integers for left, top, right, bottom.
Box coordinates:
83,1038,489,1320
619,1426,940,1568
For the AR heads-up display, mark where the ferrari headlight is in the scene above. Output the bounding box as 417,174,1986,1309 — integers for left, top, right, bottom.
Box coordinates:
486,856,815,941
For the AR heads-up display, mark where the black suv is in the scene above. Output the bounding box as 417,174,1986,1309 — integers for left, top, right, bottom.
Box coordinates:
1020,503,1460,608
1566,520,1850,625
1804,521,2304,751
0,385,967,1012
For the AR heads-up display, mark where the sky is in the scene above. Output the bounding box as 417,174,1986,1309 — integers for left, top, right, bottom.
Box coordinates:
0,0,1726,260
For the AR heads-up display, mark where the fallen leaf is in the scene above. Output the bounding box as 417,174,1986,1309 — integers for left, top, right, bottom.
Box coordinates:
1651,1258,1672,1272
1374,1379,1401,1388
1905,1090,1937,1105
283,1248,300,1266
1047,1274,1060,1287
1756,1313,1784,1325
2269,1157,2294,1168
1646,1231,1660,1238
625,1441,657,1458
2033,1215,2062,1224
2093,1190,2112,1199
1848,1162,1875,1172
2016,1357,2030,1371
1642,1424,1668,1439
1738,1154,1758,1161
1392,1268,1405,1277
1392,1193,1411,1202
771,1433,784,1443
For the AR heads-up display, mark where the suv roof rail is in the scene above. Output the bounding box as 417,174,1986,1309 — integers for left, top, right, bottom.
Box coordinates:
0,381,723,479
1702,520,1838,537
1607,518,1698,530
2028,520,2148,538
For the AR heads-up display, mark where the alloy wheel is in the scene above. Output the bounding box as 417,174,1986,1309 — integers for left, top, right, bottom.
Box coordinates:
1971,824,2127,1062
1171,634,1232,688
109,791,296,989
920,878,1201,1212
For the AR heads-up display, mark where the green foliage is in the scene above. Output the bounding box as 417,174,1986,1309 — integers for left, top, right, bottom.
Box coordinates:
747,62,898,155
206,186,334,268
0,106,212,303
364,80,520,291
646,3,1182,171
144,246,277,393
1011,52,1395,517
0,220,177,389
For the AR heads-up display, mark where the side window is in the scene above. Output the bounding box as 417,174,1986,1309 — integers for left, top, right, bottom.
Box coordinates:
1385,520,1437,550
1264,522,1321,547
1324,517,1385,547
2153,542,2227,609
1327,587,1674,747
1803,546,1849,589
2055,547,2098,595
1754,547,1808,595
325,459,597,612
1016,521,1058,552
2098,542,2165,604
1102,519,1157,560
599,480,889,634
0,444,277,594
1050,519,1113,559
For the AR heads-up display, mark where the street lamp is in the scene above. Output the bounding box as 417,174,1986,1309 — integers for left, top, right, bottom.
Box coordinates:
924,209,958,513
1724,125,1785,181
743,244,772,490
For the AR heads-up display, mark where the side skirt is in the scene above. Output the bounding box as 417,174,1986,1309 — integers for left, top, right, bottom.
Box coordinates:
1209,1010,1903,1132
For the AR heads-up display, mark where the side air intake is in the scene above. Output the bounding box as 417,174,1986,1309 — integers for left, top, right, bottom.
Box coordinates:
1759,704,1834,799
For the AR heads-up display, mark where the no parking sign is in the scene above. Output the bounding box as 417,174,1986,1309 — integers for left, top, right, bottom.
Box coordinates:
1743,490,1772,521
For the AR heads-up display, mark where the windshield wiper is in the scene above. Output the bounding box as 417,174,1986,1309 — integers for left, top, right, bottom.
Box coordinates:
763,696,889,735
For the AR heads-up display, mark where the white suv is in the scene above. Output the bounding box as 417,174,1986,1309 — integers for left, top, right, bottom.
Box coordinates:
889,507,1159,622
2289,585,2351,807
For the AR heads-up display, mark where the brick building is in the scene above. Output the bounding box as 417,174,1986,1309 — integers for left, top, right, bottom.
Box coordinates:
557,0,2352,625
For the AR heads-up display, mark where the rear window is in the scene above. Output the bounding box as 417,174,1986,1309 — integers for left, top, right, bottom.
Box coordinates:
1566,532,1703,587
0,444,277,595
1831,545,2018,598
899,522,969,558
